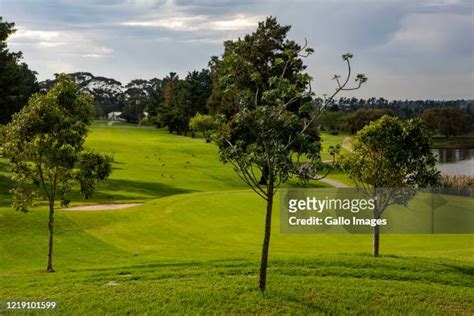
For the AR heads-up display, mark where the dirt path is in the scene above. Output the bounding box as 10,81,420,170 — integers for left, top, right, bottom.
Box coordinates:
61,203,142,211
317,177,348,188
342,137,353,152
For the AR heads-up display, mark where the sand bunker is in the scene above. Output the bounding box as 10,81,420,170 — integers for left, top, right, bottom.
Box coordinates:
62,203,142,211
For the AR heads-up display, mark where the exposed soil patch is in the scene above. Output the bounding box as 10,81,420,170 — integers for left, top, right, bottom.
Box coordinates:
61,203,142,211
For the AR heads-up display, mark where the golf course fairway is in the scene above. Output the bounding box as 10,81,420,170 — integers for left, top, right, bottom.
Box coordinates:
1,123,472,314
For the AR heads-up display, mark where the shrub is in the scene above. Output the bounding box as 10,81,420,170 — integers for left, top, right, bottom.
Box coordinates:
189,113,217,142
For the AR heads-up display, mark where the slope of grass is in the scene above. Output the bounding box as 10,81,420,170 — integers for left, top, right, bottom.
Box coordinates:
0,123,472,314
2,256,472,315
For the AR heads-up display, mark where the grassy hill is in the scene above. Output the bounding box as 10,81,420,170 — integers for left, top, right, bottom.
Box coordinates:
0,123,472,314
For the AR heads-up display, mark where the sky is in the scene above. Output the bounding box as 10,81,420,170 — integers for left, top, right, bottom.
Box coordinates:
1,0,473,100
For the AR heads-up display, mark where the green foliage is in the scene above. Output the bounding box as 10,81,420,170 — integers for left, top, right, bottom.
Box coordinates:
3,74,112,211
421,107,472,137
77,152,113,200
189,113,218,142
184,69,212,115
0,124,4,147
155,70,212,135
319,108,393,134
209,17,312,117
343,108,393,134
121,94,148,124
0,17,38,124
345,116,439,190
343,116,439,256
218,105,323,193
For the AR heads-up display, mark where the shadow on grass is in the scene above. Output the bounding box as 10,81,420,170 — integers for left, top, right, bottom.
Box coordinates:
0,159,192,205
83,178,196,201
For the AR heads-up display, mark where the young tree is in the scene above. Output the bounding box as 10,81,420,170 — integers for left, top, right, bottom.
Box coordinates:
343,116,439,257
216,17,367,292
3,75,112,272
0,17,38,124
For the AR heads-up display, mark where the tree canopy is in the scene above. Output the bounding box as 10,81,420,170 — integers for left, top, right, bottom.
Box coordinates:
0,17,38,124
208,16,314,117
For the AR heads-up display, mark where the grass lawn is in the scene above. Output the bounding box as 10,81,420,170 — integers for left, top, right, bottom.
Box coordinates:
0,123,472,314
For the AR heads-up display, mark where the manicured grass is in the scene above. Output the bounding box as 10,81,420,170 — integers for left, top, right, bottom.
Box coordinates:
2,256,472,314
319,132,352,160
0,123,472,314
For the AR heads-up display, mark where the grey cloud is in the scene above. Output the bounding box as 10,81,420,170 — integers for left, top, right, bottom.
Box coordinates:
1,0,472,99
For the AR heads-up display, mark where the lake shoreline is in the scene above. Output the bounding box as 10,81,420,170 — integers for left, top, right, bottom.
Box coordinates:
432,136,474,149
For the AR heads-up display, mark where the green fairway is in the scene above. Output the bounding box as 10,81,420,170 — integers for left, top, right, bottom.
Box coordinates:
1,123,473,314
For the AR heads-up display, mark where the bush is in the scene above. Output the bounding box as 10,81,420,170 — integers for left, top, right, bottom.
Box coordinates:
189,113,217,142
139,117,153,126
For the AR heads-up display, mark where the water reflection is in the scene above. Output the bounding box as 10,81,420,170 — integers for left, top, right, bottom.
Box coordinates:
432,149,474,176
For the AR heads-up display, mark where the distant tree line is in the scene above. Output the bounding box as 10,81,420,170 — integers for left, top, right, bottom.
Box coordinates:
319,98,473,137
327,97,474,118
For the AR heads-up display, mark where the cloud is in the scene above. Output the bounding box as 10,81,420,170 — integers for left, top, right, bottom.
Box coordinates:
122,14,261,32
2,0,473,99
9,26,114,59
383,13,473,53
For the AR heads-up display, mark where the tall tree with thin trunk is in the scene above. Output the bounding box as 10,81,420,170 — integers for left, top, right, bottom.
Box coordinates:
3,74,112,272
216,17,367,292
343,116,439,257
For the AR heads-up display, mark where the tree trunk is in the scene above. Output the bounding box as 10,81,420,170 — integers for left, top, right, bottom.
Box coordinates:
258,181,274,292
46,201,55,272
373,222,380,257
259,166,269,185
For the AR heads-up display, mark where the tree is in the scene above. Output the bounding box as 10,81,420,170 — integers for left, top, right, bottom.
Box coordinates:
157,70,213,134
343,108,393,134
343,116,439,257
216,17,367,292
0,17,38,124
146,78,163,118
421,107,471,137
3,75,112,272
184,69,212,115
121,94,148,125
189,113,218,142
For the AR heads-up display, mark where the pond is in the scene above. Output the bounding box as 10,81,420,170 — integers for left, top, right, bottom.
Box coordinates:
432,149,474,176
